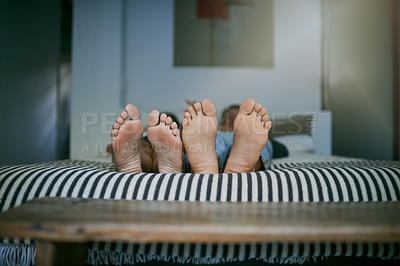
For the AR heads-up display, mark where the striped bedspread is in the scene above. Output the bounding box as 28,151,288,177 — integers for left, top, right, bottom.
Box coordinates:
0,158,399,265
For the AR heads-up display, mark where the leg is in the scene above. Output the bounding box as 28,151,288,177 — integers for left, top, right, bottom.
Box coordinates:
139,138,155,172
215,131,234,172
224,98,272,173
254,159,264,171
147,110,183,173
111,104,144,173
182,99,219,174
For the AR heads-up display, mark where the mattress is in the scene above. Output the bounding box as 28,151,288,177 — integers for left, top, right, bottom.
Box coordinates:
0,156,399,265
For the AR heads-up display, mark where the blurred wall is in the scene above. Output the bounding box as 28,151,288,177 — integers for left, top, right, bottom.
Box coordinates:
70,0,124,160
124,0,321,118
70,0,322,160
0,0,63,165
323,0,394,160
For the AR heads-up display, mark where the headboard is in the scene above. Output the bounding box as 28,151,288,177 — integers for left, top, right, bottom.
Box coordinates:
269,110,332,155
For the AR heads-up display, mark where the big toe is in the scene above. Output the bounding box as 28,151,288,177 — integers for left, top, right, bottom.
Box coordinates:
147,110,160,127
125,104,140,120
239,98,255,114
201,99,217,117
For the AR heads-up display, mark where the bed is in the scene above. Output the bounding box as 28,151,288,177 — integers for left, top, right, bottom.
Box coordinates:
1,111,399,265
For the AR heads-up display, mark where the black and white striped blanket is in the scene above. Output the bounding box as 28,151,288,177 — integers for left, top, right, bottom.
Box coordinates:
0,159,399,265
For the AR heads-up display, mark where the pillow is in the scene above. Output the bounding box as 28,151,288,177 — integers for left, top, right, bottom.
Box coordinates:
272,134,315,155
270,139,289,158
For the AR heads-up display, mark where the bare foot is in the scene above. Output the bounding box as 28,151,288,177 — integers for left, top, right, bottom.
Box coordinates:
224,98,272,173
182,99,219,174
147,110,183,173
111,104,144,173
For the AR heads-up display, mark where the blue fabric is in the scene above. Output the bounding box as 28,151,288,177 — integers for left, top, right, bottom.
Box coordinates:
260,138,273,169
215,131,234,171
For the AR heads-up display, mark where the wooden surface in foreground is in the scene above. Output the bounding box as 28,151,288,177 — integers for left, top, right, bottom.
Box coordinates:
1,198,400,243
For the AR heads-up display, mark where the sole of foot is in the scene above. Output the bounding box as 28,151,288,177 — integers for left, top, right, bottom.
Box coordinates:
147,110,183,173
224,98,272,173
182,99,219,174
111,104,144,173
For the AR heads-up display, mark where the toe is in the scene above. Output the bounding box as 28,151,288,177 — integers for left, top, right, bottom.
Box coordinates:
117,116,124,125
239,98,255,115
201,99,217,117
182,118,189,127
258,107,267,117
147,110,160,127
172,128,180,137
184,111,191,120
111,129,119,137
171,122,178,130
120,110,128,120
165,116,173,126
125,104,140,120
112,122,120,129
160,113,167,125
187,106,196,117
254,103,262,114
262,114,270,123
194,102,203,115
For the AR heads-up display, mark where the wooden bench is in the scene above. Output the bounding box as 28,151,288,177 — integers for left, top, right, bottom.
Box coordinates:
1,198,400,265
